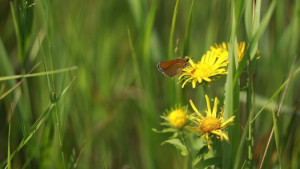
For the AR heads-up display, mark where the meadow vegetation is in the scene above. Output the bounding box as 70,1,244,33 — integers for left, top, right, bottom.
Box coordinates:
0,0,299,168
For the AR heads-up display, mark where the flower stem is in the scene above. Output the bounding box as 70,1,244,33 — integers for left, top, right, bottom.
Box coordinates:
179,131,193,169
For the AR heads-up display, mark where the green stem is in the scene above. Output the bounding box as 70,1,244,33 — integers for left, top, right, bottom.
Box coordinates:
179,132,193,169
246,58,254,168
7,123,11,169
54,104,66,169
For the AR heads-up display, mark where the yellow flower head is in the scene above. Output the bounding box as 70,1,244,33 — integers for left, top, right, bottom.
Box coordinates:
179,52,228,88
210,41,246,62
168,109,187,128
188,95,235,149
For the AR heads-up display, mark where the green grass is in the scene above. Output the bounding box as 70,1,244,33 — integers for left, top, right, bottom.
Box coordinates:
0,0,300,168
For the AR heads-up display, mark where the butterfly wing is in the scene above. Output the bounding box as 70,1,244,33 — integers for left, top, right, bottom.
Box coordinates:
157,58,189,77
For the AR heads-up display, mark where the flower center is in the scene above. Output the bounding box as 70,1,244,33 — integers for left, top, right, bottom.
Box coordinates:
168,109,187,128
191,63,212,78
199,117,221,133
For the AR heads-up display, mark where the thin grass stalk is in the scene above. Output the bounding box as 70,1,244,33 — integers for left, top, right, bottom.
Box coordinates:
251,66,300,122
142,0,157,109
178,0,194,105
49,50,66,169
0,67,77,82
182,0,194,57
246,59,254,168
168,0,181,59
166,0,181,106
7,123,11,169
48,57,67,169
0,63,40,100
10,0,33,144
1,77,74,168
128,29,142,89
6,91,21,169
281,2,300,166
142,0,157,72
41,12,66,166
271,106,282,168
10,2,22,60
258,57,295,169
244,0,253,166
13,0,34,126
1,103,55,169
245,0,261,167
244,1,253,167
234,114,251,169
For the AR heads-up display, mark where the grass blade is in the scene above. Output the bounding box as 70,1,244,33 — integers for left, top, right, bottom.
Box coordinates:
0,66,78,82
1,77,75,168
0,63,40,100
10,1,22,60
128,28,142,89
271,107,282,168
7,123,11,169
168,0,181,59
251,66,300,122
183,0,194,57
258,56,296,169
235,0,277,82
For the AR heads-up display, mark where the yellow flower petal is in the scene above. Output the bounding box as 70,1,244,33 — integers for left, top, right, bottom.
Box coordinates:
211,130,229,141
189,100,204,119
205,95,212,117
221,116,235,128
212,97,218,117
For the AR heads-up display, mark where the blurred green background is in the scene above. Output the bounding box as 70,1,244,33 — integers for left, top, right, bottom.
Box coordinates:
0,0,300,168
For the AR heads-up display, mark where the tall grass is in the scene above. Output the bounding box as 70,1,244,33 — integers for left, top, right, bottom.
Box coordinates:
0,0,299,168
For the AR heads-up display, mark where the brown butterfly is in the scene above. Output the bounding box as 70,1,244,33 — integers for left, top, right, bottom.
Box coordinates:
157,58,189,77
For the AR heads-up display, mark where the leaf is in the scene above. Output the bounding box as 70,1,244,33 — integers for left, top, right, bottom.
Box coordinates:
152,128,177,133
196,157,222,168
196,145,209,158
161,139,188,156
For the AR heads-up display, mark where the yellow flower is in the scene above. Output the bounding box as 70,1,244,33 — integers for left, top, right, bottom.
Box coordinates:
210,41,246,62
188,95,235,149
179,52,228,88
168,109,187,128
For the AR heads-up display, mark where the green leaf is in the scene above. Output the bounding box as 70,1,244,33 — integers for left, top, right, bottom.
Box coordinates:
152,128,177,133
235,0,277,81
244,0,252,38
161,139,188,156
196,157,222,168
196,145,209,157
